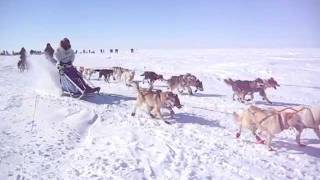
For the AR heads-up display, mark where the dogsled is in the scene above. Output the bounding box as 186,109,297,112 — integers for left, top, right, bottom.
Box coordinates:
17,60,28,72
58,64,100,99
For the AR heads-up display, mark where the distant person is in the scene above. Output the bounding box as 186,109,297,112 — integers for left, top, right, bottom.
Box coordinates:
115,49,118,53
17,47,27,71
20,47,26,61
130,48,134,53
110,49,113,53
55,38,100,94
44,43,56,64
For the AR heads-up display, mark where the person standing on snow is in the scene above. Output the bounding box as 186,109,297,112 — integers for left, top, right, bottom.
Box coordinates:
17,47,28,71
55,38,100,94
20,47,27,62
44,43,56,64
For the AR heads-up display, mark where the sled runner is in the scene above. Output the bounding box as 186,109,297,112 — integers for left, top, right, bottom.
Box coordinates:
59,66,100,99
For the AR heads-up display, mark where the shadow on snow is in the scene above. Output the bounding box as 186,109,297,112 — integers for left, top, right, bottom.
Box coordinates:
83,93,135,105
255,100,302,107
173,113,224,128
273,140,320,158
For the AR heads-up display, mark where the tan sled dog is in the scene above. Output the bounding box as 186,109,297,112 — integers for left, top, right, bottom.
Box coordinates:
274,106,320,145
121,69,135,86
112,66,125,80
83,68,98,80
233,105,310,150
131,82,182,122
111,67,135,86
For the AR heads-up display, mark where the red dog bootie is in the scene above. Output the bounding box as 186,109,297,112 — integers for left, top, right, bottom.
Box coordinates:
256,139,265,144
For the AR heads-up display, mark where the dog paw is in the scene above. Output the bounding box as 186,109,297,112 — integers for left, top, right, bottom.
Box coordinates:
164,120,172,125
299,143,306,147
236,133,241,138
149,114,155,119
268,148,275,151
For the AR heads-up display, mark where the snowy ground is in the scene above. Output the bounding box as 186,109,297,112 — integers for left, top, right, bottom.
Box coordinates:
0,49,320,180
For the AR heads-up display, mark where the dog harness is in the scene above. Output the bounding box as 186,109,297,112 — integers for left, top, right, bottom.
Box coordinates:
249,106,310,131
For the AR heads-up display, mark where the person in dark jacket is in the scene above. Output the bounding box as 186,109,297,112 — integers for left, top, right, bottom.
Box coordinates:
20,47,26,61
44,43,56,63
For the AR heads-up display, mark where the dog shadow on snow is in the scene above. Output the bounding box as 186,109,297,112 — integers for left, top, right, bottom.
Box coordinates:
255,100,302,107
272,139,320,158
172,113,224,128
84,93,135,105
193,93,226,98
174,92,226,98
282,84,320,90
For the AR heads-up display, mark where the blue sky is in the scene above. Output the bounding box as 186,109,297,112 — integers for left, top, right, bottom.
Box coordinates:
0,0,319,50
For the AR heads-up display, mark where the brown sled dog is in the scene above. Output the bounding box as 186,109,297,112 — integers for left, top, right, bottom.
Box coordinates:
96,69,114,82
167,73,203,95
263,77,280,90
131,82,182,122
141,71,164,86
224,78,272,104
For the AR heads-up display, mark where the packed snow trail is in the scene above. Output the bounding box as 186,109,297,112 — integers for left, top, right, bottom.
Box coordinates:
0,49,319,179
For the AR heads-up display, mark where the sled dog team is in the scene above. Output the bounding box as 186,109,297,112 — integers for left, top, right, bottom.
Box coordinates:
74,65,320,150
16,37,319,150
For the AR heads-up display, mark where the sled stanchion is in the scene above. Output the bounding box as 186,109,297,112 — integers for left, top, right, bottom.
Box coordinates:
63,74,85,94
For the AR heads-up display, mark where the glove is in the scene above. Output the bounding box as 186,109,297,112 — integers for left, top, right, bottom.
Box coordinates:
56,63,61,69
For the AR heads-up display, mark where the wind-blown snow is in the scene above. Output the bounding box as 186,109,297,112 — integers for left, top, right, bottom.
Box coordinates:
0,49,319,180
28,57,61,95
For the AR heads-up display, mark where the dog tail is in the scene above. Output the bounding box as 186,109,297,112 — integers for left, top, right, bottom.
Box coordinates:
224,78,234,86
